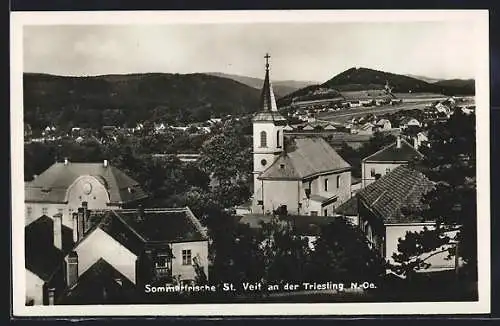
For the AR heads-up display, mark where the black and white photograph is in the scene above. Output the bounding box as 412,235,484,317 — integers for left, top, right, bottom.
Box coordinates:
11,10,490,316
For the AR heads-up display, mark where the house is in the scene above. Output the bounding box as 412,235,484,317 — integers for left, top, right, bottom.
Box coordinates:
361,136,424,188
24,159,148,228
375,119,392,131
334,196,359,226
25,205,209,305
356,166,457,274
302,124,315,131
412,131,429,150
399,117,421,130
283,125,294,132
25,214,74,305
324,124,337,131
357,122,375,135
252,54,352,217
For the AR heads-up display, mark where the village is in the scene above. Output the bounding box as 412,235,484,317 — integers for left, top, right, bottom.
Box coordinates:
23,54,477,306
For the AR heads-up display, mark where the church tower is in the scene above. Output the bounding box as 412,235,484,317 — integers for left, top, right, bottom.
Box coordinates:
252,53,287,212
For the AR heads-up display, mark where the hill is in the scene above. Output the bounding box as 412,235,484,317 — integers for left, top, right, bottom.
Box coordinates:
278,67,475,107
433,79,475,92
23,72,261,130
405,74,443,84
206,72,317,98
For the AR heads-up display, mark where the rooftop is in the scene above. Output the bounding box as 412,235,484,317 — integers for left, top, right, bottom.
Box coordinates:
335,196,359,217
25,215,74,281
259,137,351,180
362,138,423,163
25,161,148,204
357,166,435,224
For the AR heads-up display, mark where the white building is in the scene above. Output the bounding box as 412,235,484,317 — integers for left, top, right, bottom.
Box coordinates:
252,54,352,217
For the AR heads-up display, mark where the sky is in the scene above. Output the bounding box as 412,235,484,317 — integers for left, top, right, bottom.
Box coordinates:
23,22,479,83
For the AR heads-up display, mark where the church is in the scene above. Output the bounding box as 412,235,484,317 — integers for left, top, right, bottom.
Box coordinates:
251,55,352,216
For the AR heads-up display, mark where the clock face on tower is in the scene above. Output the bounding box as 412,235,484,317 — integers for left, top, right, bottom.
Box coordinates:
261,159,267,166
83,182,92,195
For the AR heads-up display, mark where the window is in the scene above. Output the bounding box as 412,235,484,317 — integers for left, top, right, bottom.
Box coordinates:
370,168,376,177
26,206,32,217
324,209,328,216
336,175,340,188
324,178,329,191
57,208,63,215
276,130,281,148
182,249,192,265
385,168,391,174
42,207,48,216
261,159,267,166
260,131,267,147
310,211,318,216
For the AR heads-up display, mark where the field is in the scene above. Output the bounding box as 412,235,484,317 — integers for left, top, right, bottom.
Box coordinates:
318,96,475,123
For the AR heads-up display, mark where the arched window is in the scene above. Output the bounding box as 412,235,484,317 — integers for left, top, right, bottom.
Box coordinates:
260,131,267,147
277,130,281,148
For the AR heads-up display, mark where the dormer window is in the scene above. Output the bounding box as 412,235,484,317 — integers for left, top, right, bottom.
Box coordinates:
260,131,267,147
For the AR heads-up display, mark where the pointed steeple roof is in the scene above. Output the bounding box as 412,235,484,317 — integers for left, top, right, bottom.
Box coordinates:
260,53,278,112
253,53,287,124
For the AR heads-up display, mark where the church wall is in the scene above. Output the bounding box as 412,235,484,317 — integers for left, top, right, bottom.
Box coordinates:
307,170,352,208
261,179,301,215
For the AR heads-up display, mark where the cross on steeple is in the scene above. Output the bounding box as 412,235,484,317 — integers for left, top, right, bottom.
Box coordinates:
264,53,270,70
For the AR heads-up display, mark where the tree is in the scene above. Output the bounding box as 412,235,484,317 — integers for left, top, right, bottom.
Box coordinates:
308,218,385,283
391,108,476,280
257,217,312,283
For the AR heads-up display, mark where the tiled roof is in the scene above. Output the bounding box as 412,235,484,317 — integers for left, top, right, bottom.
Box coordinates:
335,196,358,216
115,208,208,243
25,215,74,281
25,162,148,204
362,139,423,163
357,166,435,224
57,258,137,305
259,137,351,180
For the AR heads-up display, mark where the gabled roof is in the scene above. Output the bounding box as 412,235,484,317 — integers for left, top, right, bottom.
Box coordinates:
400,116,420,125
357,166,435,224
335,196,358,216
362,138,423,163
25,162,148,204
259,137,351,180
116,208,208,243
25,215,74,281
56,258,137,305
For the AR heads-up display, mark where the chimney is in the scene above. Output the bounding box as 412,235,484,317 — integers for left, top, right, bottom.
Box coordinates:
103,159,108,167
72,212,79,243
65,251,78,287
396,136,402,149
81,202,90,232
77,208,85,240
53,213,63,250
47,287,56,305
64,158,69,166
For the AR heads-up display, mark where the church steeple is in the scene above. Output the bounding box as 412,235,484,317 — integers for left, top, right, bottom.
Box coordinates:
260,53,278,112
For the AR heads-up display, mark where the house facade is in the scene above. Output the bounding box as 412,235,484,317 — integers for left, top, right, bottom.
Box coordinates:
24,159,148,228
361,137,423,188
25,205,209,305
